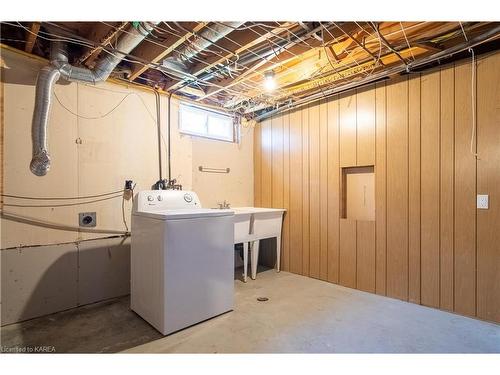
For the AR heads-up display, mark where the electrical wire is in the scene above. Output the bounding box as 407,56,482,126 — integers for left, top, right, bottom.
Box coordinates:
319,22,370,76
1,189,125,200
285,21,383,104
1,194,124,208
8,21,250,99
50,82,170,151
178,22,307,96
459,22,469,42
279,21,383,102
462,32,480,162
196,23,325,103
121,193,131,232
154,89,163,181
3,20,390,114
0,211,129,236
333,22,383,68
17,20,306,110
53,91,132,120
164,24,280,97
469,47,477,158
5,20,481,119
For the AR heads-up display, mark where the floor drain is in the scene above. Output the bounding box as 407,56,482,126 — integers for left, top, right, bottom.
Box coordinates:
257,297,269,302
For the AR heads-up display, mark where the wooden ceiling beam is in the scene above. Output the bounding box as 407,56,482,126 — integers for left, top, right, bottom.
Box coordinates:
24,22,40,53
128,22,205,82
78,22,128,66
333,23,385,66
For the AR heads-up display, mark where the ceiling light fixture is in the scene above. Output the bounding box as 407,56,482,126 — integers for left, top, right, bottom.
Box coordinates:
263,70,276,91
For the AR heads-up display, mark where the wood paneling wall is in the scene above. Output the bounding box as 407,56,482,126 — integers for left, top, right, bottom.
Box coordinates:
253,51,500,323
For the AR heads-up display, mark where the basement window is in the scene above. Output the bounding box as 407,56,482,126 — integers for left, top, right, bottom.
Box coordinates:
179,103,236,142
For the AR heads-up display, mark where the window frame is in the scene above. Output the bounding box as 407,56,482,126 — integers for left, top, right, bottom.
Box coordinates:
178,102,237,143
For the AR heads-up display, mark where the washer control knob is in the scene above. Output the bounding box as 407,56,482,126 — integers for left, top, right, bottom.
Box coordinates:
184,193,193,203
147,195,154,202
157,195,163,201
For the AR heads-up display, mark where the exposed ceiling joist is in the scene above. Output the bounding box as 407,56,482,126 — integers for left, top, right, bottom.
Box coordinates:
24,22,40,53
78,22,128,66
164,22,295,93
2,20,498,117
197,23,361,101
333,23,385,66
128,22,206,81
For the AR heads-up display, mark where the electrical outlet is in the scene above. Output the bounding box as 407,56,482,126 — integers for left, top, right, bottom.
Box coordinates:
79,212,97,227
477,194,489,209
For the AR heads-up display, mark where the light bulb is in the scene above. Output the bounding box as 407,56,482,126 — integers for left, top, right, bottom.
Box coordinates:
263,70,276,91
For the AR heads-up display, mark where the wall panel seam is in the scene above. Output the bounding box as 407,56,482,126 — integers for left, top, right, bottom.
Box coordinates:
474,57,478,317
439,69,442,307
374,86,377,291
384,81,388,296
452,63,456,311
419,73,422,303
337,100,341,282
407,76,410,301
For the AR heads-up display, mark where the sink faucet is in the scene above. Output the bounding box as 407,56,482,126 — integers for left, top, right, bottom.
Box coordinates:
217,200,231,209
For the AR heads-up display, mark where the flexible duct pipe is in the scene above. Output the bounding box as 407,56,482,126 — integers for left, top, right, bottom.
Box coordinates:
163,22,244,72
30,22,159,176
30,67,61,176
179,22,244,61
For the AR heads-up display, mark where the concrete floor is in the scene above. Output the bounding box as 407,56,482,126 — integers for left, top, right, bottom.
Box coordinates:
2,269,499,353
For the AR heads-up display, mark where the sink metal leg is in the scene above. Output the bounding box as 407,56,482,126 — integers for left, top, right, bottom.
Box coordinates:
276,235,281,272
243,242,248,282
250,240,260,280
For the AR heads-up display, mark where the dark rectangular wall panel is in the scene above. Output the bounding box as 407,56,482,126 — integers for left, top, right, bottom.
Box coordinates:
454,61,476,317
408,74,421,304
271,115,284,209
357,220,376,293
319,101,329,280
302,106,310,276
288,109,303,274
339,93,357,167
356,86,376,166
260,119,272,208
375,82,387,296
440,65,455,311
420,70,441,308
327,98,340,283
254,123,262,207
385,77,409,301
308,104,321,278
282,113,291,271
339,219,357,288
476,52,500,323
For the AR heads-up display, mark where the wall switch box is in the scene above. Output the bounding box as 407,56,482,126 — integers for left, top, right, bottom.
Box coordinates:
477,194,489,209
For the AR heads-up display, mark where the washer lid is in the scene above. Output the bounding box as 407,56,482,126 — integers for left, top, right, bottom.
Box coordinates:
133,208,234,220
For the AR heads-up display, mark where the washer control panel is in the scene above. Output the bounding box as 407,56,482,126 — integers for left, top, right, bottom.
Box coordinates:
135,190,201,212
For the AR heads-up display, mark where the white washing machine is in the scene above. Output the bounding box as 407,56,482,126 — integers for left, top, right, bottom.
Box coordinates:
131,190,234,335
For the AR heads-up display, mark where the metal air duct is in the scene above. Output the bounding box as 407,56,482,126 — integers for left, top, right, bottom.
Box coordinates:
162,22,244,73
30,22,159,176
